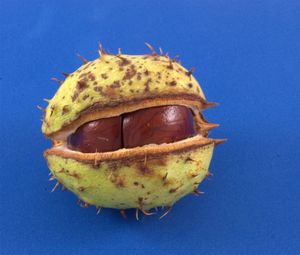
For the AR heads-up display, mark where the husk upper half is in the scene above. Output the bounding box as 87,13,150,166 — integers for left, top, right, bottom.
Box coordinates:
42,54,213,139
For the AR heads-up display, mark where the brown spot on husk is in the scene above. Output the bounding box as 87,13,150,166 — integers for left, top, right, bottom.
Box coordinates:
169,185,181,193
117,56,131,66
88,73,96,81
71,92,79,102
169,80,177,86
82,94,90,100
57,168,81,179
62,105,69,115
144,78,152,92
101,73,108,79
110,81,121,89
77,80,88,90
78,187,85,192
137,72,142,80
137,162,153,175
123,65,137,80
185,156,195,163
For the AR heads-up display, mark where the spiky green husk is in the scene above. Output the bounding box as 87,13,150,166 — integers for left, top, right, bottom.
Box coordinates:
42,54,205,136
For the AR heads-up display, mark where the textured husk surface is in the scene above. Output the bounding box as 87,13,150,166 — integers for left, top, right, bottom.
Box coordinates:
45,143,214,210
42,54,207,137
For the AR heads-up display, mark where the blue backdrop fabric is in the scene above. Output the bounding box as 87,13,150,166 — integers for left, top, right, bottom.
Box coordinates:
1,1,299,254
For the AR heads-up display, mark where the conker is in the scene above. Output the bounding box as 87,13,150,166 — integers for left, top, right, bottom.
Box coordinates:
67,105,197,152
123,105,197,148
67,116,122,153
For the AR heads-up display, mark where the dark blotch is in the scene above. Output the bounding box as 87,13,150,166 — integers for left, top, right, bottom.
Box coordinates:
101,73,108,79
188,83,193,88
144,78,152,92
110,81,121,89
71,92,79,102
169,187,179,193
76,80,88,91
82,94,90,100
118,57,131,66
169,81,177,86
123,68,137,80
62,105,70,115
88,73,96,81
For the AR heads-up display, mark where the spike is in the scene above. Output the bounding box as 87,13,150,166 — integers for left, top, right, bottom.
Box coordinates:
162,172,168,182
201,122,220,131
43,98,51,103
79,202,90,208
159,206,172,220
106,49,113,55
192,189,204,196
214,139,227,145
144,154,147,166
159,47,163,55
98,43,106,58
165,52,169,58
94,154,99,168
119,209,127,219
135,208,139,221
76,53,88,64
202,101,218,109
62,72,69,77
140,207,155,216
96,207,102,215
206,172,213,178
51,182,60,192
186,67,195,76
145,42,157,56
51,77,63,84
61,185,66,192
172,55,180,62
118,48,122,55
205,172,213,180
49,176,55,181
37,105,46,113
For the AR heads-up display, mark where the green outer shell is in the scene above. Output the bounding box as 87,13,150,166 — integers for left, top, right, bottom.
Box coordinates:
46,143,214,210
42,54,205,136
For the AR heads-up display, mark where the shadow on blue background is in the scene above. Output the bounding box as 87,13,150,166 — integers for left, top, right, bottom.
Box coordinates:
1,0,299,254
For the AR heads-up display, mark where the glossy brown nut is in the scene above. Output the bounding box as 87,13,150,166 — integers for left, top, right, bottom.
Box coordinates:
67,116,122,153
123,105,197,148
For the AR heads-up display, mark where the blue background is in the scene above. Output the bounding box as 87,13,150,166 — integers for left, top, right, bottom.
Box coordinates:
1,0,299,254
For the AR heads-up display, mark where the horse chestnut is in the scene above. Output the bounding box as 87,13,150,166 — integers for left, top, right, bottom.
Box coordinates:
67,105,197,152
42,45,222,217
123,105,197,148
67,116,122,153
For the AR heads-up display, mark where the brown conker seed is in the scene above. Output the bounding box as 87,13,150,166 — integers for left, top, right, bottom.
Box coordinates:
123,105,197,148
67,116,122,153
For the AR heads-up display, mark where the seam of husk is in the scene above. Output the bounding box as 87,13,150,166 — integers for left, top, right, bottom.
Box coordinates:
44,135,223,163
45,94,216,140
